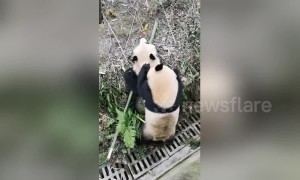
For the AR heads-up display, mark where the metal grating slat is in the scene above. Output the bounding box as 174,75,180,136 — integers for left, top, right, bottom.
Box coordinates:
164,127,199,156
193,123,201,134
176,119,191,132
189,114,200,134
126,148,169,179
99,164,133,180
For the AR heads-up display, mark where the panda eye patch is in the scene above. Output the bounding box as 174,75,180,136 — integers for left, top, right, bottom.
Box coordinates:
155,64,163,71
149,54,156,60
132,56,138,62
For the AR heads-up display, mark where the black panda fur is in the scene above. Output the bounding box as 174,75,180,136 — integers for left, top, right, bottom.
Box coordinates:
123,67,139,96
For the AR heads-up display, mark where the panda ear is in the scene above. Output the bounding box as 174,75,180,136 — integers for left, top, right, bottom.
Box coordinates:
132,56,138,62
155,64,163,71
149,53,156,60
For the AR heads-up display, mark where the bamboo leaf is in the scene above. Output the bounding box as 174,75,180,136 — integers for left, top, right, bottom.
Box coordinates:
123,126,136,148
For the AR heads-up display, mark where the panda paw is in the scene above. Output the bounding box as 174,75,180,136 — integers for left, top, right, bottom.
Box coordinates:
141,63,150,71
124,68,136,78
139,64,150,77
123,68,139,95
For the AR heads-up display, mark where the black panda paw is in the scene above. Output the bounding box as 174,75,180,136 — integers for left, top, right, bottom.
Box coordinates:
124,68,137,78
123,68,139,95
139,64,150,78
141,63,150,71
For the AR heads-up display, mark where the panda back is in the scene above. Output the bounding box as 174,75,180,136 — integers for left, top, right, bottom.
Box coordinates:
147,66,178,108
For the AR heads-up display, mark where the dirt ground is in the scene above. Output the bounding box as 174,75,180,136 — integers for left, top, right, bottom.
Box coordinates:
99,0,200,165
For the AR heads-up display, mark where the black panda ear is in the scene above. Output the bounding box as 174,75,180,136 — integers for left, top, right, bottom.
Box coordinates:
149,53,156,60
132,56,138,62
155,64,163,71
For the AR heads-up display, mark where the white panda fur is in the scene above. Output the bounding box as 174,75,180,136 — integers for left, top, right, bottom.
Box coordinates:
132,38,160,75
143,108,179,141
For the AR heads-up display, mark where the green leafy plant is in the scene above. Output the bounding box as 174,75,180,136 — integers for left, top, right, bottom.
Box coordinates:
116,108,142,149
123,126,136,148
99,82,122,117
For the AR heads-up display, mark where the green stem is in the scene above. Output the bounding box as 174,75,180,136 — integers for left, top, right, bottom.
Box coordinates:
106,91,132,160
136,116,145,123
124,91,133,112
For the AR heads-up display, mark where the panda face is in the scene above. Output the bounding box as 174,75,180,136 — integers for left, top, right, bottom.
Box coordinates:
132,38,160,75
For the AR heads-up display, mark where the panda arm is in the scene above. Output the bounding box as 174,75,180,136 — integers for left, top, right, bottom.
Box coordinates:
173,68,184,105
123,68,139,95
137,64,151,100
174,68,182,83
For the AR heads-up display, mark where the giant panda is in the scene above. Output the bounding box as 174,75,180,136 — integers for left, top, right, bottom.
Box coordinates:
137,63,183,142
124,38,183,142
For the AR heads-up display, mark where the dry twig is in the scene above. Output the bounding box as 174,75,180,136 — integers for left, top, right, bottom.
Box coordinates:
145,0,149,11
103,13,126,71
125,11,137,50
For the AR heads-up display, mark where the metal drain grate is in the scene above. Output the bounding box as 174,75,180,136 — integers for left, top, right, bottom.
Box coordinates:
99,163,132,180
164,114,200,156
176,118,191,132
99,113,201,179
189,114,200,134
190,114,200,123
126,148,169,179
165,127,198,156
193,123,201,134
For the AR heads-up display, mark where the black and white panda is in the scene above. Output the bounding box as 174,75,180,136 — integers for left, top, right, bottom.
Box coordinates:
137,63,183,142
123,38,183,142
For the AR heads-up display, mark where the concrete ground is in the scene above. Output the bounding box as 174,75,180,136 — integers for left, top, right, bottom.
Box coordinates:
158,149,200,180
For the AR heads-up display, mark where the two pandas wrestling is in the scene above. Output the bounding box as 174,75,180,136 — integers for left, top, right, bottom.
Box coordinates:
123,38,183,144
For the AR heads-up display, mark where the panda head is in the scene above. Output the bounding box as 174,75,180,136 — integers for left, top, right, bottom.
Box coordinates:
132,38,161,75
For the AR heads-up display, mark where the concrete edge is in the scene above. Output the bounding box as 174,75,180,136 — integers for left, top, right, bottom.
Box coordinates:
153,146,200,179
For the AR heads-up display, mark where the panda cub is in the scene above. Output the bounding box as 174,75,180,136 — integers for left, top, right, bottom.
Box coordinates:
124,38,183,142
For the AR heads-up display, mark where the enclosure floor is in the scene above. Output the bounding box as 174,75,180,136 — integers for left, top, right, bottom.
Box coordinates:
158,149,200,180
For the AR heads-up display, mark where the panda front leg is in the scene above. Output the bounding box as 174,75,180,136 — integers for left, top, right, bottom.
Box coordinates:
123,67,139,96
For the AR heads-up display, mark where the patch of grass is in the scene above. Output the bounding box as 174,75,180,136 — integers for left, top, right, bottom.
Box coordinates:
180,60,189,74
99,81,122,117
183,136,200,149
195,49,200,63
188,27,200,46
132,145,147,160
99,79,144,153
99,152,108,166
